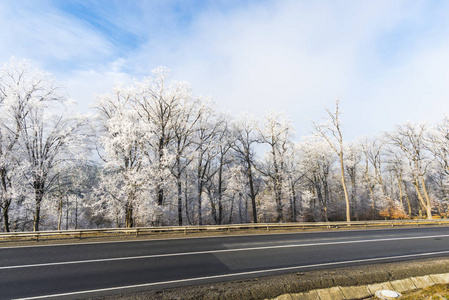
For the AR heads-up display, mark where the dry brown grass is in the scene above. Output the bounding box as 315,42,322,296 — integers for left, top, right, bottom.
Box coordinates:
399,284,449,299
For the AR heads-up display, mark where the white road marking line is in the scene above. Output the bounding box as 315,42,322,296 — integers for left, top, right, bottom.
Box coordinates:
13,250,449,300
1,233,449,270
1,225,445,249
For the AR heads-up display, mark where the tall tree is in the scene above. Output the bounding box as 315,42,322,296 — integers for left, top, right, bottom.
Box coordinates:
297,137,334,221
96,86,147,228
9,61,92,231
193,113,222,225
169,97,206,225
258,112,294,222
132,67,191,209
0,59,29,232
313,99,351,222
232,115,260,223
205,116,233,225
386,123,433,219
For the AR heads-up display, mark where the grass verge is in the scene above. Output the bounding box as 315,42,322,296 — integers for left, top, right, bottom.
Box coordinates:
400,284,449,300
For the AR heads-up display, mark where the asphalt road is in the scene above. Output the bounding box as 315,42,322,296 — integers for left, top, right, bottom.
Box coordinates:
1,226,449,299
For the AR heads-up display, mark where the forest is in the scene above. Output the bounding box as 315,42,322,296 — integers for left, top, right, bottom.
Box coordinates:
0,59,448,232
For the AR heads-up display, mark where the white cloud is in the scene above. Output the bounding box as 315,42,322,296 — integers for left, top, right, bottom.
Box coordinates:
2,0,449,140
62,66,133,113
136,1,424,138
0,1,113,68
151,0,449,139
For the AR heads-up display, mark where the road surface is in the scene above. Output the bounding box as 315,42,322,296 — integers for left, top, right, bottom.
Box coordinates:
1,226,449,299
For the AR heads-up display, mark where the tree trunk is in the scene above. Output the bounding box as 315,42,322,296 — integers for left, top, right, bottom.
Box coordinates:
238,192,243,223
157,186,164,206
208,188,218,224
350,174,358,221
217,175,223,225
66,195,69,230
75,195,78,229
247,161,258,223
177,179,183,226
57,198,63,231
197,181,203,225
184,175,192,225
368,184,375,219
290,181,297,222
157,136,165,206
218,198,223,225
323,206,328,222
315,180,325,221
33,202,41,232
1,168,11,232
217,166,223,225
413,177,428,219
125,203,133,228
404,183,412,216
339,152,351,222
2,203,10,232
33,184,44,232
244,197,249,223
275,186,283,222
420,176,433,220
397,173,404,207
229,194,235,224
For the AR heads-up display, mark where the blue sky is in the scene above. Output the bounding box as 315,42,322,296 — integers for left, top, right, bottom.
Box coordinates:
1,0,449,139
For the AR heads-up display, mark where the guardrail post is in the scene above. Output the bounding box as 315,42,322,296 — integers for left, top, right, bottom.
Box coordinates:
184,227,187,235
267,225,269,232
79,231,82,239
36,232,39,242
135,229,139,237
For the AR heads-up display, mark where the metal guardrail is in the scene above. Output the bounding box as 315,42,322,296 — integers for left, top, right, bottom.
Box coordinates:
0,219,448,241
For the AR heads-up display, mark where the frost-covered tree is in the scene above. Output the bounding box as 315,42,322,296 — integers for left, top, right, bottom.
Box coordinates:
96,85,150,227
389,152,411,214
386,123,433,219
226,165,248,223
132,68,192,208
297,136,335,221
232,114,260,223
360,137,388,218
168,97,208,225
345,143,362,220
258,111,294,222
313,99,351,222
0,59,91,231
192,112,223,225
204,116,234,225
0,59,29,232
284,143,303,222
